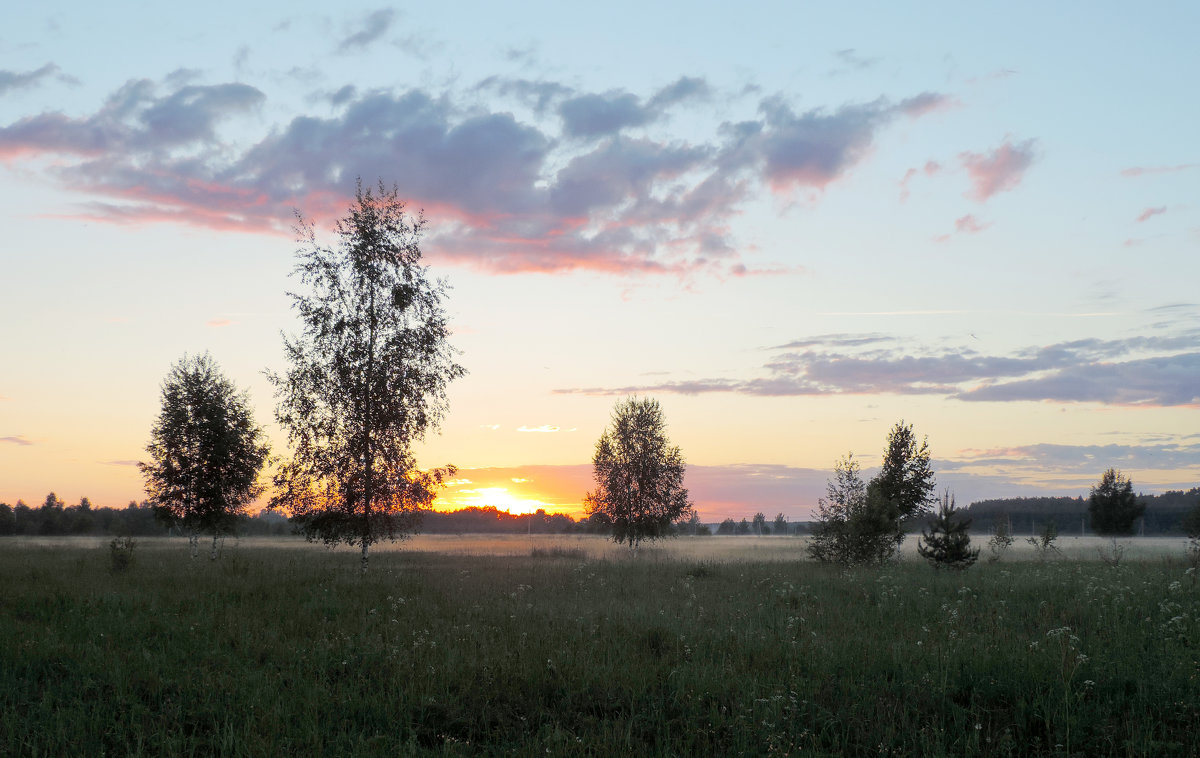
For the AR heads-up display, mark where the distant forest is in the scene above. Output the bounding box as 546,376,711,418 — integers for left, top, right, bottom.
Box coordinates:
0,497,606,539
959,488,1200,536
3,489,1197,539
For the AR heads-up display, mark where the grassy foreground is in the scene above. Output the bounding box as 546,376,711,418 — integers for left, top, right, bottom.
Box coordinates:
2,539,1198,756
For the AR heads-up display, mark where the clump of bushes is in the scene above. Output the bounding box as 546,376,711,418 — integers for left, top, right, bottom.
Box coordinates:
108,536,136,573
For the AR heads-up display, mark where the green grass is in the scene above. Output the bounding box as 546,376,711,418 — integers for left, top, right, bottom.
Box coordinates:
2,539,1198,756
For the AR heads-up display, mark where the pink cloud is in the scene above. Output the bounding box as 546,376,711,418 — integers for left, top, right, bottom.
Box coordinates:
954,214,991,234
1136,206,1167,222
932,213,991,242
1121,164,1197,178
0,76,951,278
959,139,1037,202
206,318,234,327
898,160,941,201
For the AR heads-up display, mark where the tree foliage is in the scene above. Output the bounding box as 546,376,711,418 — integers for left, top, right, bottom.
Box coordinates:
1088,468,1145,536
268,181,465,572
584,396,693,549
873,420,936,522
807,454,902,565
140,353,269,558
917,491,979,570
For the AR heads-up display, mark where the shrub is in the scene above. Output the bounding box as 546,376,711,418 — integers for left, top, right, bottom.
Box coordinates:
108,536,136,573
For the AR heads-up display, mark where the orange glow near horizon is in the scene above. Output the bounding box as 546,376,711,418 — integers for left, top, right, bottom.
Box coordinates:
433,470,587,518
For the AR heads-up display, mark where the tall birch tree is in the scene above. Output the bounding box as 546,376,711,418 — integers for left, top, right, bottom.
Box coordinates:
268,180,464,572
141,353,269,559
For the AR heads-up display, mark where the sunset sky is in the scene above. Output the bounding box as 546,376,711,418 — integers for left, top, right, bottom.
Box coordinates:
2,2,1197,520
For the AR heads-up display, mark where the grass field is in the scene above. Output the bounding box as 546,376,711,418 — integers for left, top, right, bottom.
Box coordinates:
3,535,1198,756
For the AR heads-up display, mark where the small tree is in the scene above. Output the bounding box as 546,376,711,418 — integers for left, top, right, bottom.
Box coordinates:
140,353,270,559
871,420,937,524
987,513,1014,563
917,491,979,570
584,396,693,549
808,454,901,566
1027,520,1061,560
269,181,465,573
773,512,789,536
1088,468,1145,536
752,512,768,535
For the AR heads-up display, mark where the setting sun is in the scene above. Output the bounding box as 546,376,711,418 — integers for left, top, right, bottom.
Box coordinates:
439,483,560,516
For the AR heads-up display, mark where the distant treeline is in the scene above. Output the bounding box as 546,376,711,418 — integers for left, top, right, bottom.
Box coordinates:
0,494,291,538
0,497,606,539
9,489,1197,539
961,488,1200,536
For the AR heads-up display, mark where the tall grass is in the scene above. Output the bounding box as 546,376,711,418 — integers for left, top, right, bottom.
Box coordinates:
1,539,1197,756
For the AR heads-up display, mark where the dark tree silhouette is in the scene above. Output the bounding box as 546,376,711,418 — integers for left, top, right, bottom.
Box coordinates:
269,181,465,572
140,353,269,559
871,420,936,522
585,396,693,549
773,512,789,536
1088,468,1144,536
752,511,768,535
808,454,901,565
917,491,979,570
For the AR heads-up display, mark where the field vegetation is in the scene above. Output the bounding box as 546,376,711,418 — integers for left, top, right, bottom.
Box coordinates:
3,536,1199,756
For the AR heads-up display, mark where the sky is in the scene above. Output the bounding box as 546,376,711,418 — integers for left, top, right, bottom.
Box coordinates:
1,2,1198,520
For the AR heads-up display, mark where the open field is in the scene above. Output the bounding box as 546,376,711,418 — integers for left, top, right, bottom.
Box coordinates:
8,533,1189,562
3,536,1199,756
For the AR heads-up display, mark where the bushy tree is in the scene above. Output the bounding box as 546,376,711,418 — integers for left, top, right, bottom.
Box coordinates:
269,181,465,573
585,396,693,549
717,518,737,535
808,454,902,565
917,491,979,570
1088,468,1144,536
140,353,270,559
872,420,936,523
752,512,768,535
773,513,789,536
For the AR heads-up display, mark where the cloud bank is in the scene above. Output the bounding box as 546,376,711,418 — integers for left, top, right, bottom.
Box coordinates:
0,73,949,277
556,331,1200,407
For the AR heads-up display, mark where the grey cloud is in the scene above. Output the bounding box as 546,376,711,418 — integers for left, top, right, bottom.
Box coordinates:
960,353,1200,406
1,435,33,446
940,440,1200,473
0,76,946,276
557,332,1200,407
720,93,950,192
559,91,654,139
550,138,710,217
646,76,711,110
559,77,714,140
771,333,894,350
474,77,573,112
0,63,64,94
327,85,357,107
832,49,881,71
0,79,263,157
337,8,396,54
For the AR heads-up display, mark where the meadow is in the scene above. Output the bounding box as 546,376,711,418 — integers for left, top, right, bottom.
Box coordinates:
2,535,1198,756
